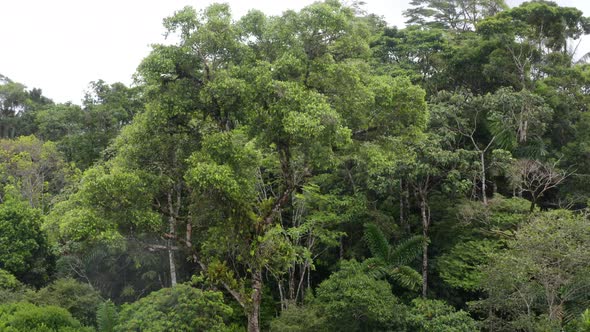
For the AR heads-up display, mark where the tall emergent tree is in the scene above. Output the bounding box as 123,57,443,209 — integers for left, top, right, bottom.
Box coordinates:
48,2,429,331
22,1,590,331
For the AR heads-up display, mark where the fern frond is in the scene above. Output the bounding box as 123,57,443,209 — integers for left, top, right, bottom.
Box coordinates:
97,299,118,332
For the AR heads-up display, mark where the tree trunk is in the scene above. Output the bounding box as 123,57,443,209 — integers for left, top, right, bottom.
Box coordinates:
404,185,411,233
529,200,536,213
166,188,179,287
168,244,177,287
288,267,296,301
168,204,177,286
247,270,262,332
420,196,429,298
295,261,308,303
278,281,286,311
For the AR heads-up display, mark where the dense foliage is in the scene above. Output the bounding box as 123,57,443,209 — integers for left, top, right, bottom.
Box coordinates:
2,0,590,331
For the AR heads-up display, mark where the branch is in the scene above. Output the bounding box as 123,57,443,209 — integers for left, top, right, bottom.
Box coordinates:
146,244,180,251
352,127,379,139
262,187,295,226
195,258,246,308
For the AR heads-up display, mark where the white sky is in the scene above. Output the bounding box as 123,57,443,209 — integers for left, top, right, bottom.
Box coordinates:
0,0,589,104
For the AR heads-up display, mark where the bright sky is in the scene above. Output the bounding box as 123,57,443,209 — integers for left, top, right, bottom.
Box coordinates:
0,0,589,104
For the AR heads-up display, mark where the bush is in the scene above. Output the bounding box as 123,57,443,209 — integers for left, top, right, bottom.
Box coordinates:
314,260,407,331
115,283,232,332
0,269,21,290
0,302,93,331
407,298,478,332
0,192,55,287
27,278,103,327
269,302,325,332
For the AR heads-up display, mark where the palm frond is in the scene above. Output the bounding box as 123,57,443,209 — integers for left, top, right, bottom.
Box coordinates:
362,258,389,280
389,235,425,266
561,276,590,324
391,265,422,291
363,223,389,261
576,51,590,64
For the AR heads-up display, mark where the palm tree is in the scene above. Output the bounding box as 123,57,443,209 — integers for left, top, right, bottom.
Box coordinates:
363,223,424,291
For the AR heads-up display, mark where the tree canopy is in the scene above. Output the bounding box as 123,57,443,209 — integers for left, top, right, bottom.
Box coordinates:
2,1,590,331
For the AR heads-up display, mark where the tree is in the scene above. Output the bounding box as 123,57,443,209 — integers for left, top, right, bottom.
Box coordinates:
0,302,93,332
472,210,590,330
405,0,506,31
34,81,140,170
0,74,53,139
129,3,426,331
399,134,471,297
269,299,325,332
436,195,530,294
115,284,232,332
508,159,570,212
430,89,497,204
485,87,553,155
536,60,590,149
0,188,54,287
560,108,590,207
438,239,502,292
0,269,25,305
314,260,406,331
372,26,450,92
27,278,103,327
477,1,590,90
430,87,553,204
277,183,348,308
45,164,170,302
407,298,478,331
0,269,21,291
0,135,74,211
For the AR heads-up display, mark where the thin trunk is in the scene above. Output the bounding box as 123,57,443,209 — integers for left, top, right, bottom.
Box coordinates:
247,270,262,332
186,220,197,263
168,213,177,287
420,195,429,298
288,267,296,301
186,222,192,248
278,281,286,311
167,191,178,287
481,151,488,205
347,164,356,193
40,172,45,211
295,261,308,303
421,236,428,298
168,243,177,287
306,264,311,292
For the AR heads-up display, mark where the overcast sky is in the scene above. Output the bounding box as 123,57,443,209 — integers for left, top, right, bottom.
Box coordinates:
0,0,589,104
